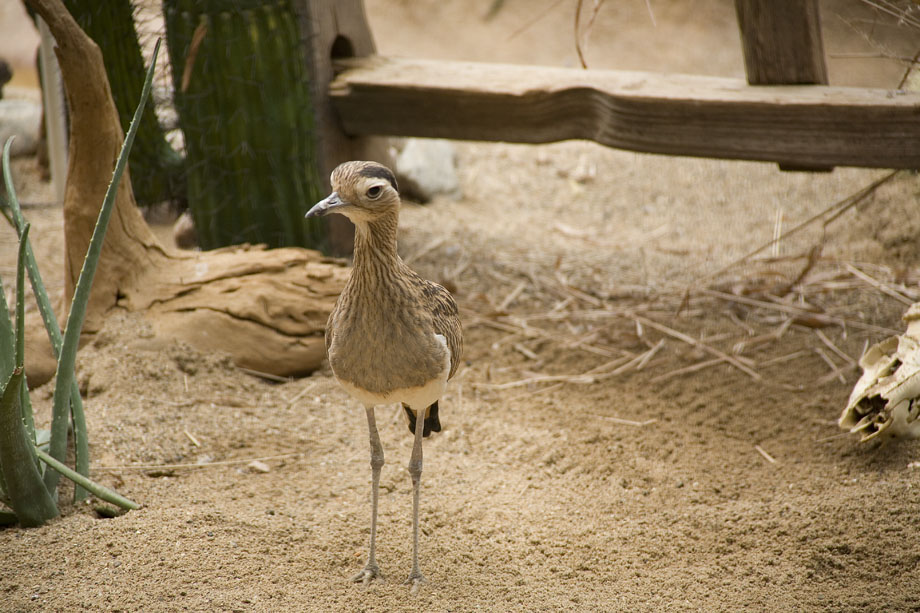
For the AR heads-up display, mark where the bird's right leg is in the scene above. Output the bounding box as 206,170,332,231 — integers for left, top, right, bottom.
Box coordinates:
352,406,385,585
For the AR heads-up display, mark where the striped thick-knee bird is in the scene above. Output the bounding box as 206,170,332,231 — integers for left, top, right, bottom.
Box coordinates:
305,161,462,592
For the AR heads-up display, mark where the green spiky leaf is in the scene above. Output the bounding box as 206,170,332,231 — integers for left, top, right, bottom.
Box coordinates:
3,137,63,357
0,368,58,527
13,222,36,439
34,447,139,511
3,135,84,496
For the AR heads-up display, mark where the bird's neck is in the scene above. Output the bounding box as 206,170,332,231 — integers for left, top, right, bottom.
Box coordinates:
352,210,401,274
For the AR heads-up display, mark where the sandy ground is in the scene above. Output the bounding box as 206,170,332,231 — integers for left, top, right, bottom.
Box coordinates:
2,1,920,611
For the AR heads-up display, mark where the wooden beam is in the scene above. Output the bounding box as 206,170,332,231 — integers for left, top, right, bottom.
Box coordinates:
330,57,920,170
734,0,828,86
735,0,830,171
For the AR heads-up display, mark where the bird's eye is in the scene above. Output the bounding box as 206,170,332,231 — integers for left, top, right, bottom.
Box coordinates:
366,185,383,199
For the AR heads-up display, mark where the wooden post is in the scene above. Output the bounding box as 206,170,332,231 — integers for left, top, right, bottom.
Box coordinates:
734,0,827,85
734,0,831,171
291,0,390,254
36,16,68,204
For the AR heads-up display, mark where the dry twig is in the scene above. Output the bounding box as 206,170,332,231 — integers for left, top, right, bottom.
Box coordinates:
284,381,316,410
588,413,658,427
497,281,528,312
574,0,606,68
816,361,859,385
240,367,290,383
651,357,724,382
685,171,899,297
897,47,920,89
758,350,808,367
856,0,920,29
635,339,665,370
754,445,778,464
97,452,303,472
701,289,901,335
815,330,856,367
627,312,762,380
507,0,566,41
814,347,846,384
473,372,597,390
183,430,201,447
512,342,540,360
844,263,915,306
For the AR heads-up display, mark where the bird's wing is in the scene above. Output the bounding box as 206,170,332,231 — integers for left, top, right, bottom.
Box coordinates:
419,279,463,380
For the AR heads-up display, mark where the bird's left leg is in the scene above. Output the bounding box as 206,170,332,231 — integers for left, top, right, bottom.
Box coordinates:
404,404,428,594
352,406,385,586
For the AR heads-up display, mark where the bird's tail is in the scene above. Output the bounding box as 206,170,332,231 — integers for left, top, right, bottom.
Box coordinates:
403,401,441,437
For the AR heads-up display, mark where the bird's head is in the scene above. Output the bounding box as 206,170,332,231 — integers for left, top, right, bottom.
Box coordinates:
305,161,400,223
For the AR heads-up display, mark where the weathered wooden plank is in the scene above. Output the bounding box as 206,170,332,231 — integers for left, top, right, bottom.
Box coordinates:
735,0,830,171
734,0,828,86
330,57,920,170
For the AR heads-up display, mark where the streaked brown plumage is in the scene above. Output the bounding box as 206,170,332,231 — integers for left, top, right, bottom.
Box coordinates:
305,160,462,593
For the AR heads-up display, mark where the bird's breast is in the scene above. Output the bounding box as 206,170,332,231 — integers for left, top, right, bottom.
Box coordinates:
327,298,450,401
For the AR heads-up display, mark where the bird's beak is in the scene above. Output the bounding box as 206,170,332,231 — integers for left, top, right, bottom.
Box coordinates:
305,192,345,219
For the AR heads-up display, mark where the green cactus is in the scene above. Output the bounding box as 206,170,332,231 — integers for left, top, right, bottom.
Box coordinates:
164,0,326,249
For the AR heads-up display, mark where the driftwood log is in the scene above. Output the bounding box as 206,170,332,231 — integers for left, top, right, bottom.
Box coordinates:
24,0,347,385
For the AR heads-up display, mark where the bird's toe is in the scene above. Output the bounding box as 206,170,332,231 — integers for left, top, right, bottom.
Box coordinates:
351,564,384,587
403,571,427,595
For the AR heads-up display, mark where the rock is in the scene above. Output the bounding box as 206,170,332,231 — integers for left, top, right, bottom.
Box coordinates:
571,154,597,184
173,210,198,249
0,99,42,157
394,138,461,203
247,460,271,473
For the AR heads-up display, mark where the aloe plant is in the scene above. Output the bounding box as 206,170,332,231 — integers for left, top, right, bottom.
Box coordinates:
0,38,162,526
3,140,88,501
0,226,58,527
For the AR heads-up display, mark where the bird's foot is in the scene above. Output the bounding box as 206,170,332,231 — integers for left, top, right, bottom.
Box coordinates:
403,571,427,595
351,564,384,587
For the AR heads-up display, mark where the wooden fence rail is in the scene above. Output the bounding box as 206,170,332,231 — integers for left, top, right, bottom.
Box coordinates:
330,56,920,170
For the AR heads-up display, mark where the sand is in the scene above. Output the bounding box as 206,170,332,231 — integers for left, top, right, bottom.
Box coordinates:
1,1,919,611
